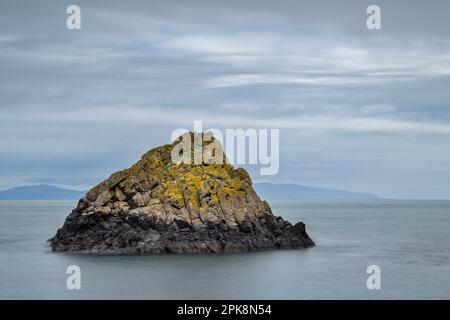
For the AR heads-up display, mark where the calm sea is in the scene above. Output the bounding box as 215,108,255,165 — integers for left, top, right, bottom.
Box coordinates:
0,200,449,299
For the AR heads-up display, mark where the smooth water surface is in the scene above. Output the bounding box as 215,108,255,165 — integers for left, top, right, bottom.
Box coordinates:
0,200,449,299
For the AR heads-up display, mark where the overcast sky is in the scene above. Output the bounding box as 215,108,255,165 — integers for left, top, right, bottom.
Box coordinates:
1,0,450,198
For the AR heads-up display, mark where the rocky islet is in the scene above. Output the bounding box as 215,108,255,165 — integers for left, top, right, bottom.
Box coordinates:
51,133,315,254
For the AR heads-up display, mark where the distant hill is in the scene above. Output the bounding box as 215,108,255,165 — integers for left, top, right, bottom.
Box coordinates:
253,183,379,200
0,185,85,200
0,183,378,201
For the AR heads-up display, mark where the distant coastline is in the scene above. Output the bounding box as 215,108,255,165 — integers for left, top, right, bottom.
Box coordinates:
0,185,85,200
0,183,379,201
253,183,379,200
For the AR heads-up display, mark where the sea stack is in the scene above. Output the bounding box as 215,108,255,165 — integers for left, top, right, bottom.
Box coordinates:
51,133,314,254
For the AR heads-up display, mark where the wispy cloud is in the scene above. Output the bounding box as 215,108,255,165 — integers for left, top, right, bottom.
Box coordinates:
163,33,281,54
2,104,450,135
203,73,389,88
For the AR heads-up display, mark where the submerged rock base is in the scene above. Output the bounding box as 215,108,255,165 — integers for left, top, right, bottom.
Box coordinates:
51,209,314,254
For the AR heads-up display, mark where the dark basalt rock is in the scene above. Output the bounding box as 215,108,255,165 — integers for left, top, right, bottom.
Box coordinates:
51,132,314,254
51,209,314,254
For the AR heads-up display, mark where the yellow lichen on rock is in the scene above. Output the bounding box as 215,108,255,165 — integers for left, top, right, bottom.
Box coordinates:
78,132,273,227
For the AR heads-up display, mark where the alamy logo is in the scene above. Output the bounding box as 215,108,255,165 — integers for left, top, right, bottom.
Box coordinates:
366,265,381,290
66,265,81,290
367,5,381,30
66,5,81,30
171,121,279,175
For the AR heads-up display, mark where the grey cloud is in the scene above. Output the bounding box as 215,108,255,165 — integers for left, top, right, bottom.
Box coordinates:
0,0,450,198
